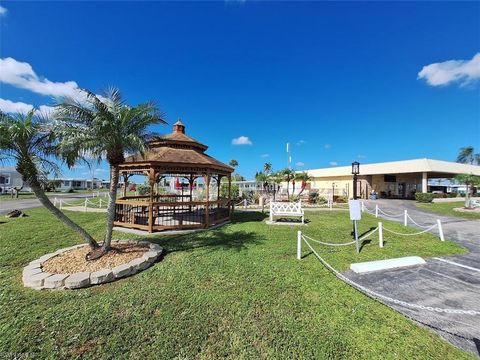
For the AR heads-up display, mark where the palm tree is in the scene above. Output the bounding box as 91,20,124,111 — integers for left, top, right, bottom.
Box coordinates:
295,171,311,196
229,159,239,168
454,173,480,208
255,172,269,193
55,88,166,258
269,171,283,201
0,110,99,249
456,146,480,165
281,168,295,200
263,162,272,174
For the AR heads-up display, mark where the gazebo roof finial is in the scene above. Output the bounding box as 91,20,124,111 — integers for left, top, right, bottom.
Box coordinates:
173,118,185,134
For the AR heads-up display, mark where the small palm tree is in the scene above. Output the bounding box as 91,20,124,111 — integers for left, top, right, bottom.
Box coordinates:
281,168,295,200
55,88,166,258
229,159,239,168
454,173,480,208
255,172,269,193
456,147,480,165
295,171,311,196
269,171,283,201
0,110,99,249
263,162,272,174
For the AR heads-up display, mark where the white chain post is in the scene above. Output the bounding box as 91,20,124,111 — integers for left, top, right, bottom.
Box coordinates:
404,210,408,227
244,199,247,209
378,222,383,248
329,199,333,211
60,199,63,210
99,198,102,208
53,197,57,207
361,201,365,213
297,230,302,260
375,204,378,218
437,219,445,241
84,198,88,212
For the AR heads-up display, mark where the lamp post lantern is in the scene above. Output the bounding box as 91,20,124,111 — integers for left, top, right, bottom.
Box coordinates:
352,161,360,200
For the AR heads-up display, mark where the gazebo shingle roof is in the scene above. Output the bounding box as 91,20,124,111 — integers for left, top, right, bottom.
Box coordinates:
122,120,233,174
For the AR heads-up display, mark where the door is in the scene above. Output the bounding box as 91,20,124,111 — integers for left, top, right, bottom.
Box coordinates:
398,182,406,198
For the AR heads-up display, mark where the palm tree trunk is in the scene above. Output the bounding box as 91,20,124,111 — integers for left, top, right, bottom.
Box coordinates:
30,179,99,250
465,183,471,208
292,180,296,198
103,165,119,251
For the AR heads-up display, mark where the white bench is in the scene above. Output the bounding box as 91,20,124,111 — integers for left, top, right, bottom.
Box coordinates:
269,201,304,224
471,199,480,208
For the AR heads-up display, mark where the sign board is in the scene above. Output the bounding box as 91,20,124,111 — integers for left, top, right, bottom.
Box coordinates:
348,200,361,221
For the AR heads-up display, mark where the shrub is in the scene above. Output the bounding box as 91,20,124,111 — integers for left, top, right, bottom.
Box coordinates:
446,193,458,198
415,193,435,203
316,196,328,205
308,191,319,204
220,183,239,200
137,184,150,196
336,195,348,203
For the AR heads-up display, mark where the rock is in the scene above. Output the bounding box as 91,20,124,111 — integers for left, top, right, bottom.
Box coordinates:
138,240,151,247
23,267,43,279
90,269,114,284
142,251,159,263
29,259,42,266
112,263,132,278
129,257,151,272
24,272,52,289
23,263,42,272
149,243,162,252
44,274,69,289
38,253,58,263
64,272,90,289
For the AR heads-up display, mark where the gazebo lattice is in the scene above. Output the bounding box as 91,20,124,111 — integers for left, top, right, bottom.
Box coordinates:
114,120,234,233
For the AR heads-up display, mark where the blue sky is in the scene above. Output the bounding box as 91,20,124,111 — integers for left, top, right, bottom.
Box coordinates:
1,1,479,180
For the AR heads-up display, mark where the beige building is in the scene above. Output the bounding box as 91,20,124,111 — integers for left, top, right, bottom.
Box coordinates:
306,158,480,200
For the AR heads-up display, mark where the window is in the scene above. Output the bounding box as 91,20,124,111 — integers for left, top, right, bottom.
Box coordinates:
0,175,10,185
384,175,396,183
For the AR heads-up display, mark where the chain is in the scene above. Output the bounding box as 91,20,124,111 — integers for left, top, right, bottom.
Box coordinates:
382,224,437,236
302,234,356,247
406,214,435,229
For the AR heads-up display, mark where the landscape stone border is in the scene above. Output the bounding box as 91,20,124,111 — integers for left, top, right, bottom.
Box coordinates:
22,240,163,290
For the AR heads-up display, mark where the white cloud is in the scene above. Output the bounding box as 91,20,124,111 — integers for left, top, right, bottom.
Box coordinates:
357,154,366,159
296,162,305,167
329,161,338,166
260,153,269,158
0,57,87,101
418,53,480,87
0,98,33,113
324,144,331,149
296,140,306,146
232,136,252,145
0,6,7,16
0,98,55,116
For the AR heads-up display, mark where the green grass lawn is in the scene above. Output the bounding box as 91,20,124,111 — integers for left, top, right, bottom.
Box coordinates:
0,208,472,359
416,201,480,220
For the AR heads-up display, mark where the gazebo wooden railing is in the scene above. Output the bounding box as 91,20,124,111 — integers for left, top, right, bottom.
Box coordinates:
114,198,232,232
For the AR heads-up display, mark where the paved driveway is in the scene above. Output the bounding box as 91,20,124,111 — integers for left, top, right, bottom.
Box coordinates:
346,199,480,356
0,193,104,215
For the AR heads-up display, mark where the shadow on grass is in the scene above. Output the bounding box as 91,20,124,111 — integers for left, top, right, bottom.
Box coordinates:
231,211,268,224
149,229,265,254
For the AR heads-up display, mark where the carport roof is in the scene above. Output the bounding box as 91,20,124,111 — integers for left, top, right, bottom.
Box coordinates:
307,158,480,178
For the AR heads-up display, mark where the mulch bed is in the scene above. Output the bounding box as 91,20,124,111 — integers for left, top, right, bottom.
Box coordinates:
42,243,149,274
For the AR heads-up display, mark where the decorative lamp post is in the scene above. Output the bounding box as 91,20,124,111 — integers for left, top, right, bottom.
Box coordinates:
352,161,360,200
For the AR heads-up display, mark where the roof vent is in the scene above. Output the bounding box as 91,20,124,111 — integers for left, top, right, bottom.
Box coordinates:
173,119,185,134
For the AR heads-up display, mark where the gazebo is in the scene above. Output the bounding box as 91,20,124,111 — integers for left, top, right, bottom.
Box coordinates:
114,120,234,233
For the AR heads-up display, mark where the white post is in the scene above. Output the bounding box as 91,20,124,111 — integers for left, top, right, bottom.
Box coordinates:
84,198,88,212
404,210,408,227
361,201,365,213
54,197,57,207
329,199,333,211
60,199,63,210
269,202,273,222
437,219,445,241
375,204,378,218
99,198,102,208
297,230,302,260
378,222,383,248
244,199,247,209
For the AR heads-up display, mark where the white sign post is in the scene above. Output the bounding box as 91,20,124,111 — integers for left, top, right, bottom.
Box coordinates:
349,200,362,253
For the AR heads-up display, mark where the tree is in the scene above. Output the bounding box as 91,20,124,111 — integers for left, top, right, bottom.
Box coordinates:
255,172,269,192
295,171,311,196
0,110,99,249
229,159,238,168
281,168,295,200
55,88,166,259
263,162,272,174
456,147,480,165
269,171,283,201
454,173,480,208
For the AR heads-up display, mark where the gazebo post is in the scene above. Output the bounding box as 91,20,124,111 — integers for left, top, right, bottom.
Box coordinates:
204,172,210,228
148,167,156,233
217,175,223,200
